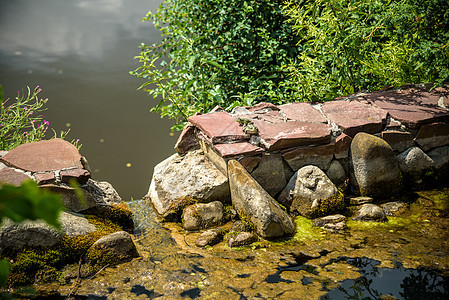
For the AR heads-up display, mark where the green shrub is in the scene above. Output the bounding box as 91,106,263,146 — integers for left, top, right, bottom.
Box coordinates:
131,0,300,130
283,0,449,101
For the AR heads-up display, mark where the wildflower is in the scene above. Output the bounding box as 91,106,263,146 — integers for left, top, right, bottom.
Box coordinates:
43,120,49,126
29,112,33,115
23,132,27,135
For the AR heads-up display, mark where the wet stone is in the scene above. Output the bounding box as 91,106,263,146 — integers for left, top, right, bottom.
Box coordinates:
0,167,32,186
0,138,83,172
312,214,347,228
381,201,409,216
353,204,387,222
349,196,374,206
321,100,388,137
195,229,224,247
227,232,258,248
182,201,224,231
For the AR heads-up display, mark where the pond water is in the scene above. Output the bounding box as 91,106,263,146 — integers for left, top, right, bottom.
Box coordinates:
0,0,174,200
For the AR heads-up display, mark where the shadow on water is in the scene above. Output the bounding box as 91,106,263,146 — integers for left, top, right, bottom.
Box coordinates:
320,257,449,300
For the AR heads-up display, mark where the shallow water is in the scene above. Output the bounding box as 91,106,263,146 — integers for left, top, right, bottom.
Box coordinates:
29,189,449,299
0,0,174,200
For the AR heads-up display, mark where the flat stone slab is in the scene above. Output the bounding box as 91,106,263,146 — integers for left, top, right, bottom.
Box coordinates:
364,87,449,128
0,167,31,186
1,138,83,172
321,100,388,137
414,122,449,151
188,112,249,144
381,130,414,153
255,120,331,151
278,102,327,123
213,142,264,158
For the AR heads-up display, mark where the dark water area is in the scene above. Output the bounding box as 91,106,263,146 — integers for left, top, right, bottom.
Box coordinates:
322,257,449,300
0,0,174,200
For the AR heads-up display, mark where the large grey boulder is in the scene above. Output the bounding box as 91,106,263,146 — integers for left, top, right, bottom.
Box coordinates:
0,212,96,253
427,146,449,170
228,160,295,238
182,201,224,231
277,172,298,209
290,166,344,218
351,133,402,198
147,150,230,219
326,160,347,188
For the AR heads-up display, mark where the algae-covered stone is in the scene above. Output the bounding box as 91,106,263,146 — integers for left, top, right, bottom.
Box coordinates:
147,150,230,220
290,166,344,218
228,160,295,238
351,132,402,198
182,201,224,231
397,147,434,185
195,228,225,247
86,231,139,266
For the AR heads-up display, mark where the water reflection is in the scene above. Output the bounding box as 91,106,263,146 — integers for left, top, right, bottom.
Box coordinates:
322,257,449,300
0,0,175,200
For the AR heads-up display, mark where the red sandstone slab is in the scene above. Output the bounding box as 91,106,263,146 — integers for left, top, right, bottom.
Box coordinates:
1,139,83,172
34,172,56,185
278,102,327,123
281,143,335,171
213,142,264,158
246,102,279,112
364,86,449,128
188,111,250,144
254,120,332,151
365,84,449,108
381,131,414,152
174,124,199,154
321,100,388,137
256,111,285,123
414,122,449,151
60,168,91,184
0,167,31,186
334,133,352,159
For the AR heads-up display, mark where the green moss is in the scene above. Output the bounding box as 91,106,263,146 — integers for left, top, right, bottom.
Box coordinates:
237,211,255,232
166,195,199,221
291,216,325,242
101,203,134,232
307,190,346,219
2,215,124,287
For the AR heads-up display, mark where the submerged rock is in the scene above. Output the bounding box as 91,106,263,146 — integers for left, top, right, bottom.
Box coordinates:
228,159,295,238
312,214,347,232
195,228,225,247
381,201,409,216
351,132,402,198
147,150,230,220
290,166,344,218
353,204,387,222
182,201,224,231
227,232,258,248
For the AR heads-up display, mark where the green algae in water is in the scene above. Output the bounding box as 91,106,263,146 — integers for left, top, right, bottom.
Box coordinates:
292,216,326,242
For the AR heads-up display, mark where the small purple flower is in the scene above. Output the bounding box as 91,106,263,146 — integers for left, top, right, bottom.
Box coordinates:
43,120,50,126
23,131,27,135
29,112,33,115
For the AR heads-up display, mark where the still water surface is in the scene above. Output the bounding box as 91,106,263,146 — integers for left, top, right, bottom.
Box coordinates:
0,0,174,200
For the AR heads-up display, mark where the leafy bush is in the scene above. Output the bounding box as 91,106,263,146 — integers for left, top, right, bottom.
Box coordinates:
283,0,449,101
131,0,300,130
133,0,449,129
0,85,80,151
